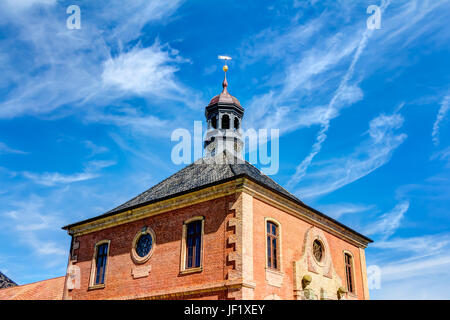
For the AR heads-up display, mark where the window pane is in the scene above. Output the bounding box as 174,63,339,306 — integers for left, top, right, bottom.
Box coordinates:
95,243,108,285
267,236,271,268
272,238,277,269
195,235,201,267
185,220,203,269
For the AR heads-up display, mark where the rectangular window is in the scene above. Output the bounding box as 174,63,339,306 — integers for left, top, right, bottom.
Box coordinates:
267,221,279,269
186,220,202,269
345,253,354,293
95,243,108,285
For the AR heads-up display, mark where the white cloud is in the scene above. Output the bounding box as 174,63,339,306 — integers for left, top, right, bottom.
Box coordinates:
22,160,115,186
102,42,190,99
0,142,27,155
0,1,188,119
364,201,410,240
3,0,57,11
295,111,407,198
316,203,374,219
372,234,450,254
83,141,109,157
2,195,66,257
432,95,450,146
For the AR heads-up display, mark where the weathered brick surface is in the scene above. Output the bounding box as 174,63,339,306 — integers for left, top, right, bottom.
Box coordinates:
70,195,235,300
251,197,366,300
66,191,368,300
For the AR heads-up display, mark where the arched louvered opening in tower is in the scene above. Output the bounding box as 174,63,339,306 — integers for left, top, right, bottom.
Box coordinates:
222,114,230,129
234,117,240,130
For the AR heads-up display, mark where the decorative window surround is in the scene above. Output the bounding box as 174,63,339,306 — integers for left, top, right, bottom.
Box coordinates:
343,250,357,298
88,239,110,290
131,226,156,264
264,217,282,272
180,216,205,274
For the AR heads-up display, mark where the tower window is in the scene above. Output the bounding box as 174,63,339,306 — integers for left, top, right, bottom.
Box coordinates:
211,117,217,129
222,114,230,129
266,221,279,270
234,118,240,130
345,253,354,294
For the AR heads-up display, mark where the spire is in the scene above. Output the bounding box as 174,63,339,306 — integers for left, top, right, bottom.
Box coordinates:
218,55,231,94
222,66,228,94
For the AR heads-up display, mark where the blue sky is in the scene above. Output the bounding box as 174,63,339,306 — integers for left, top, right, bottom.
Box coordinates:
0,0,449,299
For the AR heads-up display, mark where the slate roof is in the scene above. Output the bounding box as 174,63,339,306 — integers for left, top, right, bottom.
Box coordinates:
108,152,302,215
62,152,372,243
0,271,16,289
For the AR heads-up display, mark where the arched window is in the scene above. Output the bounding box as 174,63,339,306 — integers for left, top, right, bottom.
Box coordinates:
344,252,355,294
266,220,280,270
89,240,110,288
222,114,230,129
211,116,217,129
234,117,240,130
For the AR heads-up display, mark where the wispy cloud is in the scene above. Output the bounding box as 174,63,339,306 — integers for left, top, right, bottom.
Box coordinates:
102,41,195,104
0,142,27,155
432,95,450,146
0,0,188,119
364,200,410,240
295,111,407,199
2,195,66,257
316,203,374,220
22,160,115,186
286,1,391,189
83,140,109,157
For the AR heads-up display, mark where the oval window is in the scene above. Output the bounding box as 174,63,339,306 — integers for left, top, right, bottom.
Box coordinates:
313,239,324,262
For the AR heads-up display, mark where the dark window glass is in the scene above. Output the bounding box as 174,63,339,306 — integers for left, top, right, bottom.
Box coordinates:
345,253,354,293
186,220,202,269
267,221,279,269
222,115,230,129
211,117,217,129
234,118,240,130
136,233,153,258
95,243,108,285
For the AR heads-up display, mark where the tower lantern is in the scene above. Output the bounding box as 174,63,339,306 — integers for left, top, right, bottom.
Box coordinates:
204,56,244,158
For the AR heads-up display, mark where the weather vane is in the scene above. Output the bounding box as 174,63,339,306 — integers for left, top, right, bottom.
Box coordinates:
218,55,232,73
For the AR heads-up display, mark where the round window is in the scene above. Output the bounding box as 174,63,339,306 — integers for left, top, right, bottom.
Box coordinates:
131,227,155,264
313,239,324,262
136,233,153,258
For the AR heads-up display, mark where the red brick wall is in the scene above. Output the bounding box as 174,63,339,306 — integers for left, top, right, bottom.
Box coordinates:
70,195,235,300
251,197,366,300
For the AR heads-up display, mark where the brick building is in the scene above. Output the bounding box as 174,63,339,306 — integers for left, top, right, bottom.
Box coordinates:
1,69,372,300
61,70,372,300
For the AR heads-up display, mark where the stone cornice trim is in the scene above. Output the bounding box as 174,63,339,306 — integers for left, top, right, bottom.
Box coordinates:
238,179,370,248
68,180,240,237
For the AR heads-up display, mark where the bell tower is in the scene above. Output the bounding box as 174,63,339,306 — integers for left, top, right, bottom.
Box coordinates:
204,62,244,158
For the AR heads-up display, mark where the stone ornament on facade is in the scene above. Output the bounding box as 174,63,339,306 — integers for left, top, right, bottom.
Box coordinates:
293,226,344,300
131,226,156,264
